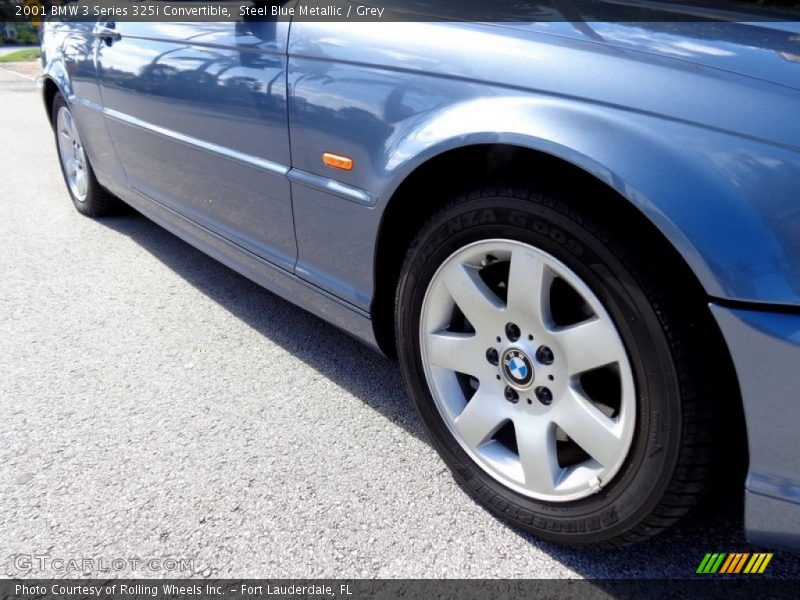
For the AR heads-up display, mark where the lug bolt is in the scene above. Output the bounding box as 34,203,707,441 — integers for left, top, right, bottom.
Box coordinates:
505,322,521,342
486,348,499,366
536,345,554,365
504,386,519,404
535,386,553,406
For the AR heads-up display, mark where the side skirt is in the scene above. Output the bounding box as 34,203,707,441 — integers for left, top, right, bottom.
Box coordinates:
107,182,383,354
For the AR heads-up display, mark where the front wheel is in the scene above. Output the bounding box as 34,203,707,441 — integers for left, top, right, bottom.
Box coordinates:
395,187,714,547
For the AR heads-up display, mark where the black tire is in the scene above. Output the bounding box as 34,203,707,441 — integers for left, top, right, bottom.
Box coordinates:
395,185,716,548
51,93,120,217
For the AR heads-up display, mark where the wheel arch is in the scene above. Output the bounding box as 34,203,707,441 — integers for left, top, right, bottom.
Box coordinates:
371,140,709,355
40,59,71,128
42,76,61,126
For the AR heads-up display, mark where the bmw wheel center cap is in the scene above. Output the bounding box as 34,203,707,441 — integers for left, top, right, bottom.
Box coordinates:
502,348,534,389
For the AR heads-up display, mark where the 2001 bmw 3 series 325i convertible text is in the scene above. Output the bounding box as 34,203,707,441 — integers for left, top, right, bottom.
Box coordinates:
39,2,800,549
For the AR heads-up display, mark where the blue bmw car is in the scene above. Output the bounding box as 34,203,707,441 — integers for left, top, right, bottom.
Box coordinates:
39,2,800,549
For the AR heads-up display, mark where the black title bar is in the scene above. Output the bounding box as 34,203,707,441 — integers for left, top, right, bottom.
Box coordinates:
2,0,800,23
4,579,800,600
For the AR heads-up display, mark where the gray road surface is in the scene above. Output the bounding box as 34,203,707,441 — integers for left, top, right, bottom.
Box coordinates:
1,68,798,579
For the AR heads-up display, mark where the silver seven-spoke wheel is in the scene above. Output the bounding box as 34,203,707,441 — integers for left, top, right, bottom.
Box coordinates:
52,93,118,216
56,105,89,202
399,191,718,546
420,240,635,502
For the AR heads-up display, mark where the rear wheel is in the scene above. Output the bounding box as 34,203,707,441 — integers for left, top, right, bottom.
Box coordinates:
395,186,714,547
52,93,119,217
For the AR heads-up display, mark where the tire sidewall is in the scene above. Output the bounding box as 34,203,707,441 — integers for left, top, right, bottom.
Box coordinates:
396,194,683,544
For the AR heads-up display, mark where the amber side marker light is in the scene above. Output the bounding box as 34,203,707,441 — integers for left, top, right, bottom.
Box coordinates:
323,152,354,171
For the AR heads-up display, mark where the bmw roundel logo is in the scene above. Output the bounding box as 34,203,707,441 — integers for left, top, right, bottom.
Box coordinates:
502,349,534,388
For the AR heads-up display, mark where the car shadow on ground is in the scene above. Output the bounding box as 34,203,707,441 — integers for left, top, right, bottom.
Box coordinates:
98,210,424,441
98,210,799,580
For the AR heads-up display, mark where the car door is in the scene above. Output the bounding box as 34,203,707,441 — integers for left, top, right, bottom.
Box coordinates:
95,17,296,270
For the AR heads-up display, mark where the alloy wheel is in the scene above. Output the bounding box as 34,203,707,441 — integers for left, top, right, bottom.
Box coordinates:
56,106,89,202
419,239,636,502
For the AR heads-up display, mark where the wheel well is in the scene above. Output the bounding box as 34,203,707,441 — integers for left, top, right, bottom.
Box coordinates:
372,143,663,356
372,143,748,486
42,77,59,127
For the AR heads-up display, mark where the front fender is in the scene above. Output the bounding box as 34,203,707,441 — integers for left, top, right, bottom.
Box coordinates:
288,23,800,309
378,94,800,306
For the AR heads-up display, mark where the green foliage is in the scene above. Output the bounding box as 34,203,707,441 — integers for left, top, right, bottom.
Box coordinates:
2,23,39,45
0,48,41,62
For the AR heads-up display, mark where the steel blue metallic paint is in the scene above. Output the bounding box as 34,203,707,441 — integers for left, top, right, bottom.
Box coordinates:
287,168,376,206
287,21,800,308
40,10,800,548
710,305,800,549
103,105,290,176
95,21,298,269
42,22,127,186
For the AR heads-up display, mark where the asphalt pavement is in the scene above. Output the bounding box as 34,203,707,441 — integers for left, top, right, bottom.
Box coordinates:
1,67,798,579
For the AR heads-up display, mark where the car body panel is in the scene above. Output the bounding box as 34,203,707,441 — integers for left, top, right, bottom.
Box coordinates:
41,22,126,185
110,176,380,350
40,11,800,549
288,21,800,310
95,21,297,269
710,305,800,549
493,21,800,93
